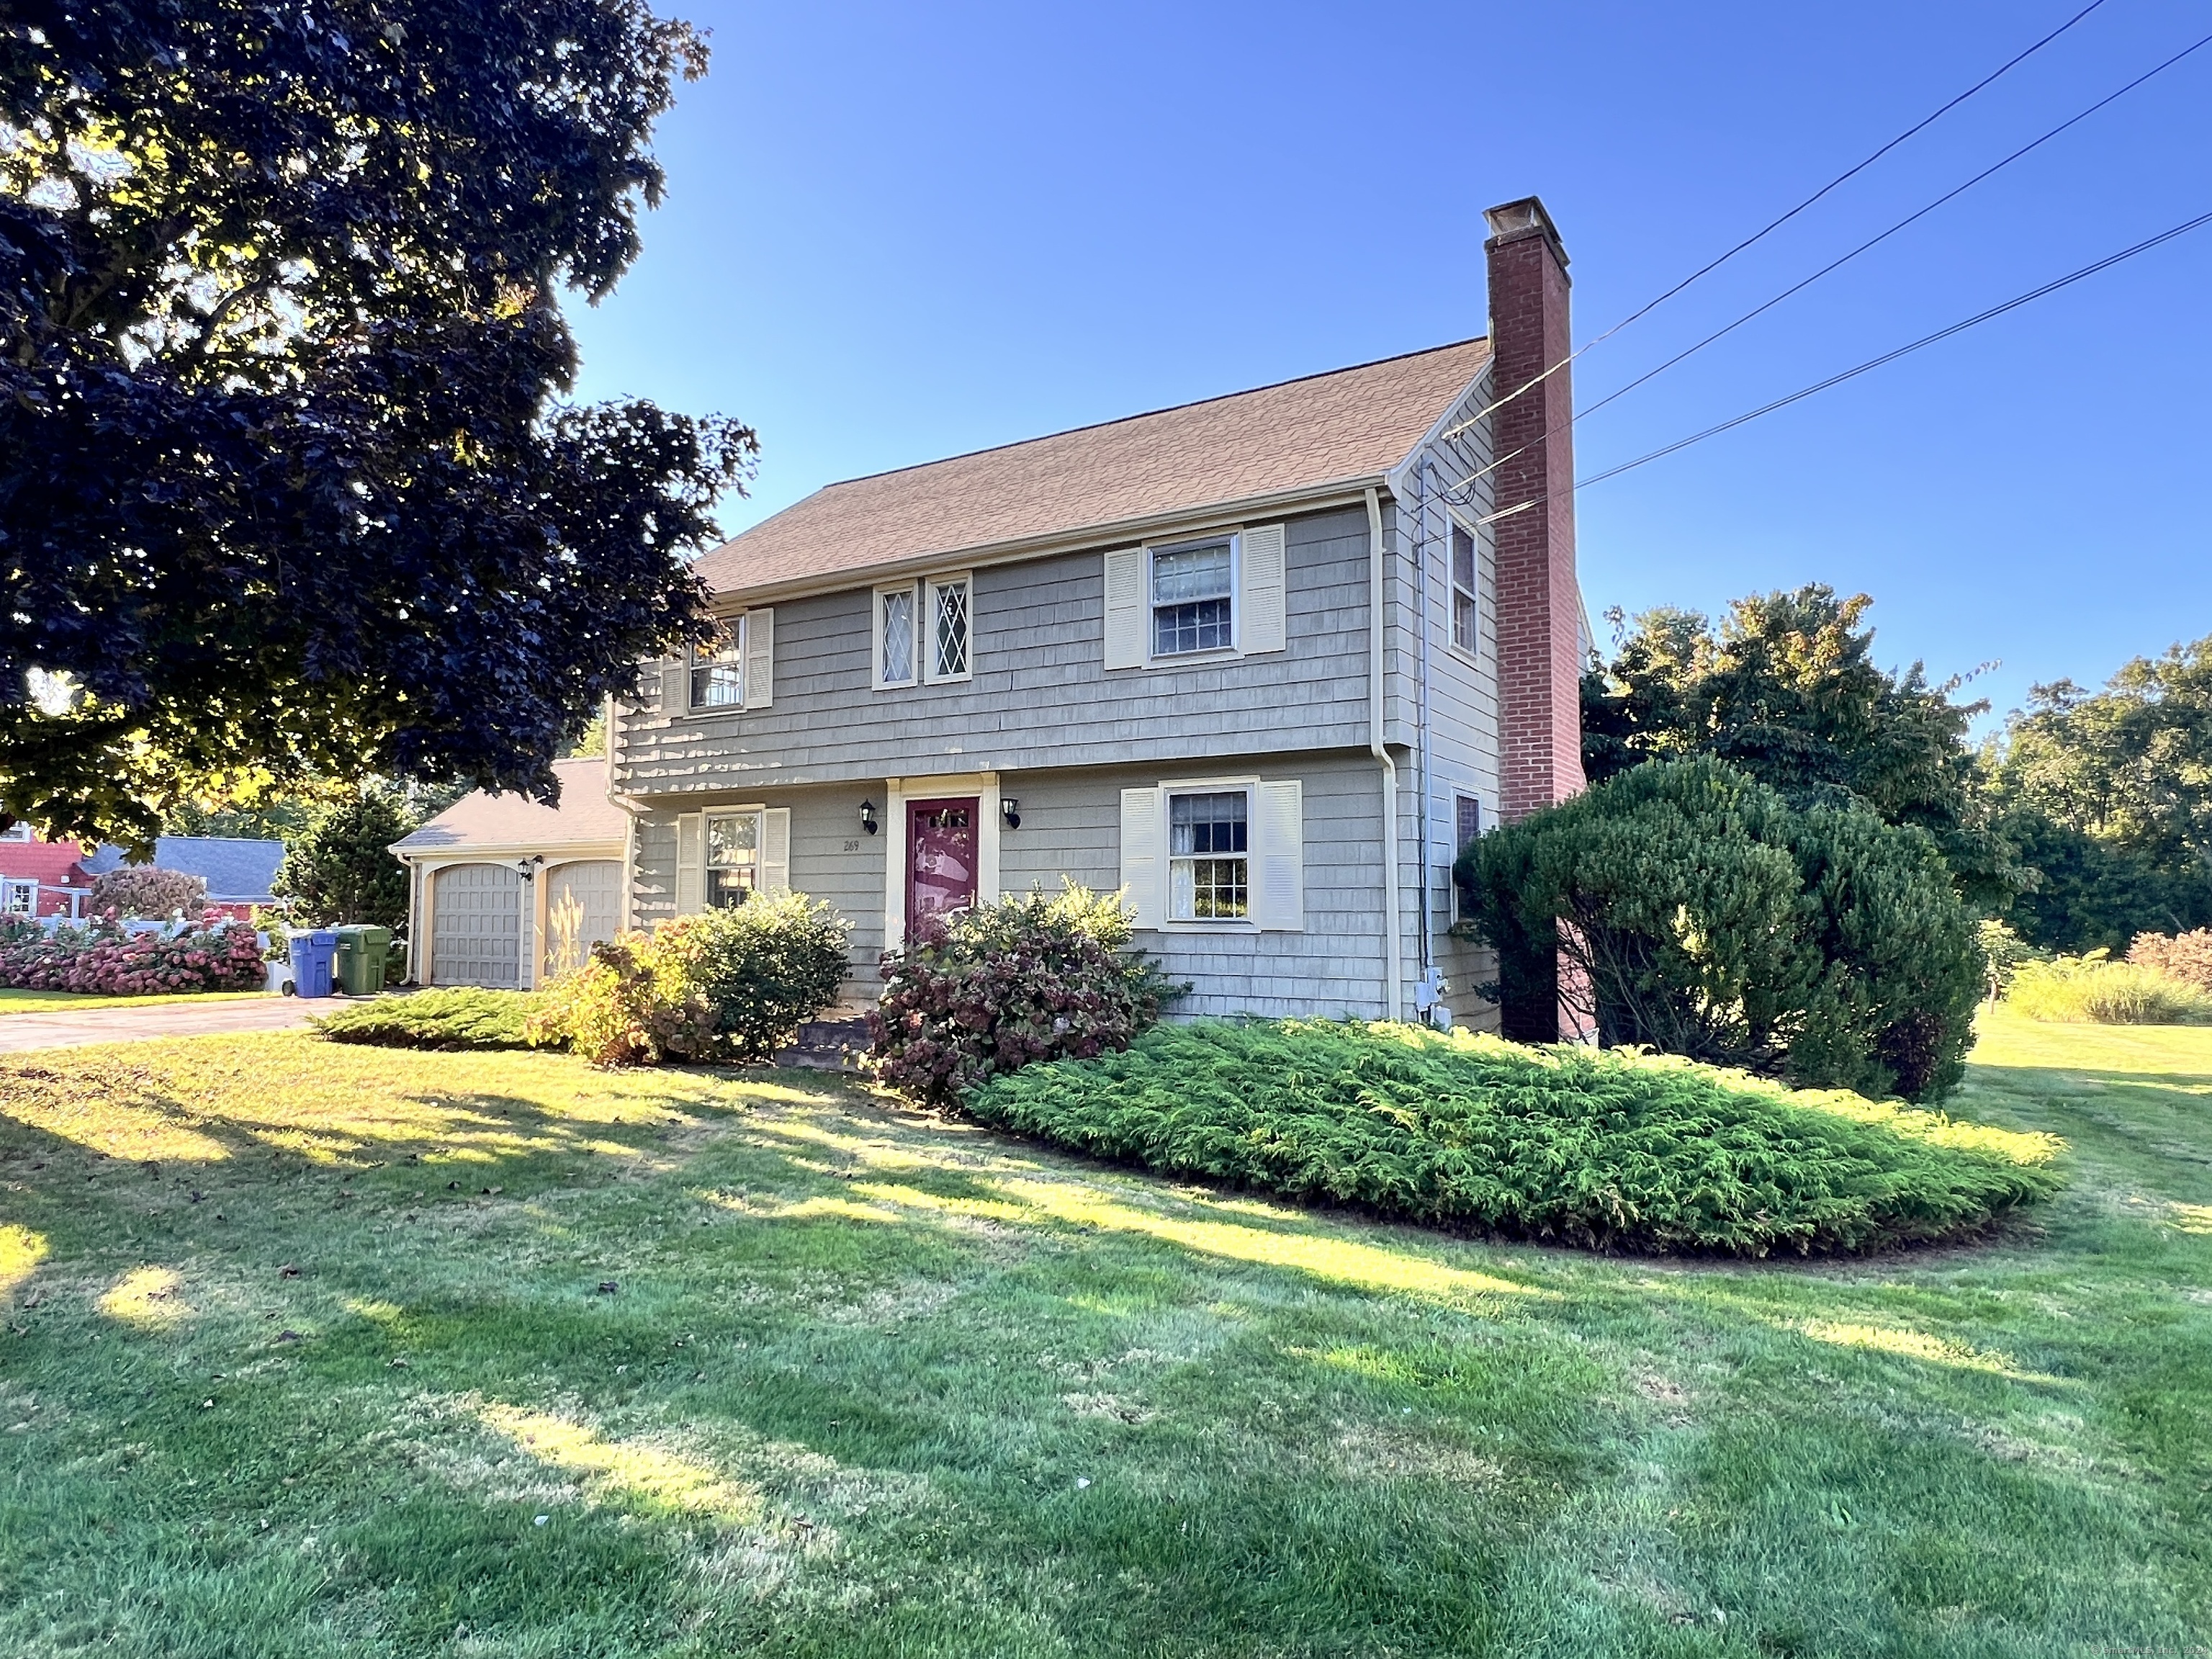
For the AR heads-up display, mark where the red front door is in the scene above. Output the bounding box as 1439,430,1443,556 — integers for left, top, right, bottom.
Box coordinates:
907,798,979,937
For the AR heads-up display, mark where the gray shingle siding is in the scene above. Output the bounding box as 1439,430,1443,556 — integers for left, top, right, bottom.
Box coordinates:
616,503,1378,796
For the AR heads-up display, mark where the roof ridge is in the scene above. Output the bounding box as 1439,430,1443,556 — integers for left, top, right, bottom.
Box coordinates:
806,336,1491,495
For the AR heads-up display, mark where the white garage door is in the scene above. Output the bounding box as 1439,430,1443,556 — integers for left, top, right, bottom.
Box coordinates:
544,859,621,979
431,863,523,988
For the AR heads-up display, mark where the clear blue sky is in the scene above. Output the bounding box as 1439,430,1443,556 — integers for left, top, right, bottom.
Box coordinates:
566,0,2211,734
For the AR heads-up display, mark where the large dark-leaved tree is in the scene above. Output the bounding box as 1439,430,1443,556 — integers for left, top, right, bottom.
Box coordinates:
1582,586,2025,910
1,0,750,849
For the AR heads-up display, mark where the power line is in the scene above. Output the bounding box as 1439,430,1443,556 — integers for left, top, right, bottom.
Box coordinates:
1578,26,2212,426
1441,0,2116,444
1469,205,2212,522
1452,25,2212,500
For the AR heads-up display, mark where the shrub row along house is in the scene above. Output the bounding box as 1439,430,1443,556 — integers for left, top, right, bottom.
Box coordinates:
399,198,1592,1037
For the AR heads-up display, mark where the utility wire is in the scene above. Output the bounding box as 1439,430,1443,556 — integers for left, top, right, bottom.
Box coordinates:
1441,0,2116,444
1452,25,2212,500
1470,205,2212,523
1577,27,2212,426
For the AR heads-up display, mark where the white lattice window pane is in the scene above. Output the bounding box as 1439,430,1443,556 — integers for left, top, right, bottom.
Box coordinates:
881,589,914,684
933,581,969,678
706,811,760,909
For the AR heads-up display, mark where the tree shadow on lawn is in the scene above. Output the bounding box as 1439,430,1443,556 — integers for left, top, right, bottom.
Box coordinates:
0,1033,2208,1653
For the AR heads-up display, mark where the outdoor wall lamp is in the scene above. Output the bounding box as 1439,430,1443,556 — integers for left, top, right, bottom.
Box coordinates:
516,855,543,881
859,799,878,835
1000,798,1021,830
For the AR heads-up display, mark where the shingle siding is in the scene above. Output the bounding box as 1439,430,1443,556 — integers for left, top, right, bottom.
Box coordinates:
616,504,1377,796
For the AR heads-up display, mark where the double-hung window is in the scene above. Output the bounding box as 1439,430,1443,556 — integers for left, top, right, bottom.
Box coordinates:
706,810,762,909
3,879,35,915
690,620,745,711
1453,793,1483,921
1449,522,1479,657
1151,538,1235,657
876,575,971,688
1167,790,1249,922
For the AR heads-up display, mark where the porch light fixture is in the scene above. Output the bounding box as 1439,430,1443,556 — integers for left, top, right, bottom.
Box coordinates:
516,855,543,881
1000,798,1021,830
859,799,878,835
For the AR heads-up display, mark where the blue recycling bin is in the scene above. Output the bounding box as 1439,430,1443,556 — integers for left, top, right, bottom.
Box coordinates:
287,930,338,998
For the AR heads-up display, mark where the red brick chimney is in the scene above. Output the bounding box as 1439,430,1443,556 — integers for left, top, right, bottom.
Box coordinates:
1485,196,1590,1041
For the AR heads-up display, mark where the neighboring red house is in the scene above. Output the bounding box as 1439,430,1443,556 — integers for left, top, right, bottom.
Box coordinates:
0,825,96,919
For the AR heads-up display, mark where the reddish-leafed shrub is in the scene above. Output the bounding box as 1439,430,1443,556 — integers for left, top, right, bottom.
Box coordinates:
0,920,266,994
87,866,209,921
2128,930,2212,994
869,884,1185,1107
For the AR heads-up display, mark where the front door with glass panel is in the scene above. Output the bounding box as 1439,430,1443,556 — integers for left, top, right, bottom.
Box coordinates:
906,799,978,936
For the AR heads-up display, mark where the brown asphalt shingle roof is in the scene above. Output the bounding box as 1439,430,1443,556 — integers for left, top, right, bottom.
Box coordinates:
391,759,627,855
695,337,1491,600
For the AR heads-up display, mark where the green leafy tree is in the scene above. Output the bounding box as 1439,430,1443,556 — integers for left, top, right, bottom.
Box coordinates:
1988,635,2212,947
272,793,413,929
1458,757,1984,1101
1583,586,2023,909
1,0,751,851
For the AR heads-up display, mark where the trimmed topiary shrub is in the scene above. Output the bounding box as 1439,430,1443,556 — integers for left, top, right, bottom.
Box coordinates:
653,891,850,1061
966,1019,2064,1256
2128,930,2212,994
871,884,1187,1106
2004,951,2212,1025
313,987,543,1050
1458,757,1984,1101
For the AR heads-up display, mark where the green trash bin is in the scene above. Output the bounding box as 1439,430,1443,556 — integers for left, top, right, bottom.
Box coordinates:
332,925,393,997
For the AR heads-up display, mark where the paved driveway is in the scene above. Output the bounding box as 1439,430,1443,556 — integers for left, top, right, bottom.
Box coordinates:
0,996,349,1053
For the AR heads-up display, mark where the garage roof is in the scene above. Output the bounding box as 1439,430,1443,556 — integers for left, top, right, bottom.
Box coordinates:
391,759,627,856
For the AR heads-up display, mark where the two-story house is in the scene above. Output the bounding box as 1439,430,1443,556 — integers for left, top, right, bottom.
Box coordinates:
604,197,1588,1037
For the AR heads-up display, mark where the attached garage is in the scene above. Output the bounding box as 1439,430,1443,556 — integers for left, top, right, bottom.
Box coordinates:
391,757,632,989
430,863,525,989
541,858,621,979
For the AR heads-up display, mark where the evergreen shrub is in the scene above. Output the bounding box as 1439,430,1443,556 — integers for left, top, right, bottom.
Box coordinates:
1457,757,1984,1101
967,1020,2063,1255
871,884,1186,1105
313,987,541,1049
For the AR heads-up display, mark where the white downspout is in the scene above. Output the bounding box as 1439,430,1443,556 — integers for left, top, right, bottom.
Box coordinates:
1367,486,1403,1022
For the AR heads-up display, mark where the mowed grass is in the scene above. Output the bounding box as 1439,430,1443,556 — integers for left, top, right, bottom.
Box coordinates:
0,988,271,1015
0,1008,2204,1656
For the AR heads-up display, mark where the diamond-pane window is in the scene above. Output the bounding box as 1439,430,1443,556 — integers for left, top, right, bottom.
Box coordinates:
879,588,915,685
932,578,970,679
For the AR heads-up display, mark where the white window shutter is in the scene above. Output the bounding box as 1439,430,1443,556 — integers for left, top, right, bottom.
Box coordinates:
761,807,792,894
1240,523,1287,654
1254,779,1304,931
1102,549,1147,670
743,609,774,709
1118,786,1164,928
660,659,689,714
674,812,704,915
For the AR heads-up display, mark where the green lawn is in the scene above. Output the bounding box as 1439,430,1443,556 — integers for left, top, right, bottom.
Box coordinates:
0,987,271,1015
0,1008,2205,1655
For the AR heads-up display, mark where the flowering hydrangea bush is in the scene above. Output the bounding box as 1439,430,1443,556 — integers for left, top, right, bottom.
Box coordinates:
869,884,1185,1106
0,917,266,994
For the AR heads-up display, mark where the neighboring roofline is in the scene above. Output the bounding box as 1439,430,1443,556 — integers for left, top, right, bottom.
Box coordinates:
704,475,1393,613
809,336,1491,493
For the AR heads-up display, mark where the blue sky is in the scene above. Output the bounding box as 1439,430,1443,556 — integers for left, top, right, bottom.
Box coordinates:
565,0,2211,734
